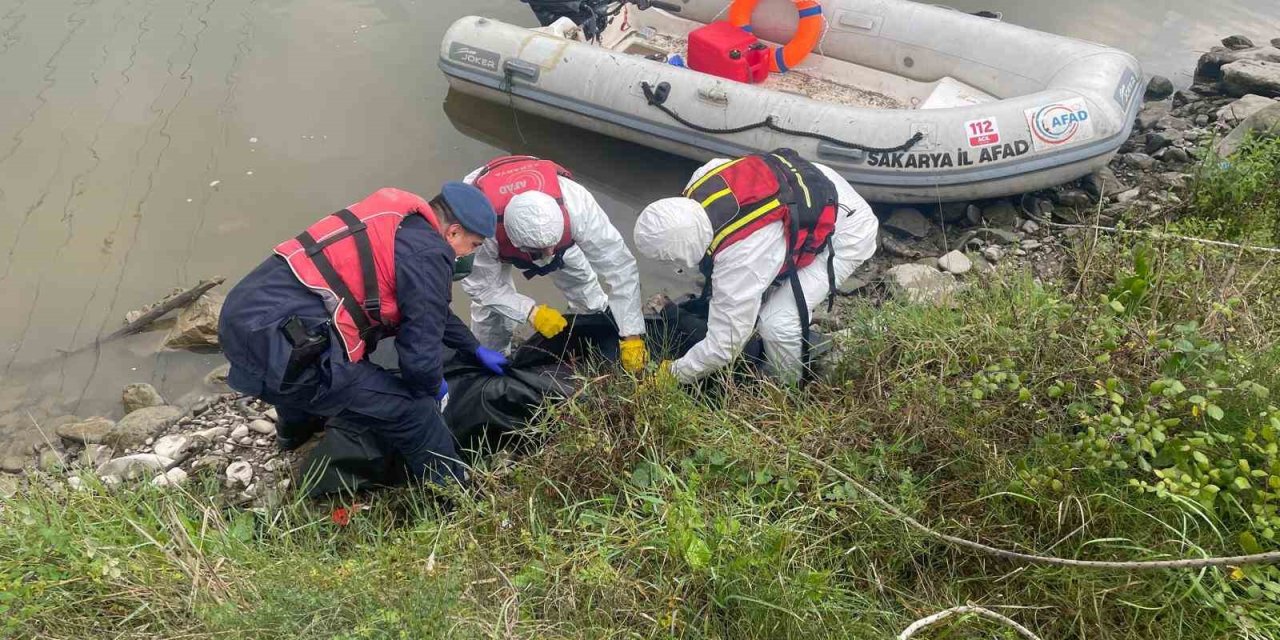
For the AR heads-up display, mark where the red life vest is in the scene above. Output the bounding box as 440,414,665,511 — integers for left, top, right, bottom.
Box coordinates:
682,148,838,281
473,156,576,279
274,188,441,362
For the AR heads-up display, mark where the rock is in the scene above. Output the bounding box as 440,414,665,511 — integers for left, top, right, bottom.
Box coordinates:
122,383,165,413
265,408,278,422
937,250,972,275
191,454,229,475
1195,114,1211,126
1136,102,1171,130
1156,147,1191,164
1021,239,1043,250
151,467,189,488
1056,189,1094,210
1122,153,1158,171
1144,132,1174,154
96,454,174,480
1217,94,1278,126
105,406,183,449
1144,75,1174,101
152,435,194,462
1083,167,1126,200
144,437,154,446
66,476,85,492
248,419,276,435
1021,219,1041,234
1223,35,1255,50
204,363,231,387
1115,188,1142,205
885,264,959,306
0,474,22,497
1274,38,1280,49
44,415,79,433
1155,115,1192,132
982,246,1004,263
55,417,115,445
193,426,230,441
883,207,932,238
1222,59,1280,98
39,449,66,472
230,424,250,440
1217,104,1280,156
1198,47,1245,80
222,443,236,453
164,293,223,349
225,461,254,488
957,228,1019,248
964,204,983,226
0,455,26,474
981,200,1019,228
79,445,114,468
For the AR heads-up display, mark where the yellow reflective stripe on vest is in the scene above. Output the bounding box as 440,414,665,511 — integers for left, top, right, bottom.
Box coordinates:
699,187,733,209
684,157,746,197
707,198,783,253
770,153,811,207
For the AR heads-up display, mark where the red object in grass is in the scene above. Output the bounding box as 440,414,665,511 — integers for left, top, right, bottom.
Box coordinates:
331,507,351,526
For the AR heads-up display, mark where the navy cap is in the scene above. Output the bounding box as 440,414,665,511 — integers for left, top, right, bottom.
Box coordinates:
440,181,497,237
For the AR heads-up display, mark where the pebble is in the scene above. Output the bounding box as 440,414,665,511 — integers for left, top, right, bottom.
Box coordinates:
249,137,258,143
96,454,174,480
225,461,254,488
249,419,276,435
80,445,114,468
209,180,221,187
230,424,250,440
1,455,27,474
265,408,278,422
937,250,972,275
67,476,85,491
254,438,271,447
1021,239,1043,250
193,426,230,441
982,246,1004,263
222,443,236,453
1021,220,1041,234
153,435,193,462
55,417,116,445
151,468,189,488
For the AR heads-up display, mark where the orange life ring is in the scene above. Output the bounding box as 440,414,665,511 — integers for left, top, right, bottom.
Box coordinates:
727,0,825,73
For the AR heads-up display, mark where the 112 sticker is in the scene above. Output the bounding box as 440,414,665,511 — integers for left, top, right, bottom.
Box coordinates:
965,117,1001,148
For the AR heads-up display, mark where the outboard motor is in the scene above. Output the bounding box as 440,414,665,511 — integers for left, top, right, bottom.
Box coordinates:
520,0,614,40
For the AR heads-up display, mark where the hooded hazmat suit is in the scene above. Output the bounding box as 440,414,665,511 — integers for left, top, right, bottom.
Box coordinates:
634,158,878,384
461,166,646,351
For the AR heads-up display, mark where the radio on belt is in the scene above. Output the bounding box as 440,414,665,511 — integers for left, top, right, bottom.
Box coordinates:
686,21,770,84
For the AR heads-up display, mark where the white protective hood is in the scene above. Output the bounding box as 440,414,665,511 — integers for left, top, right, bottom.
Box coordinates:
633,197,712,270
504,191,565,249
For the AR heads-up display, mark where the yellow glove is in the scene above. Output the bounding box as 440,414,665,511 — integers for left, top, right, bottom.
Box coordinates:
529,304,568,339
619,336,648,373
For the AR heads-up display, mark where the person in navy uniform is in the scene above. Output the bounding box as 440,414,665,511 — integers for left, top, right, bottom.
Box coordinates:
218,183,508,486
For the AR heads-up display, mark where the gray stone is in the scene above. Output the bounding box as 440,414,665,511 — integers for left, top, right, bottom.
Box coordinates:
122,383,165,414
55,417,115,445
1217,94,1278,126
1222,59,1280,98
1083,167,1126,200
1021,239,1043,250
964,204,983,226
0,474,20,498
105,406,182,449
1021,219,1041,234
957,228,1019,248
1136,102,1171,130
1144,132,1173,154
0,455,26,474
1218,103,1280,156
96,454,174,481
230,424,250,440
883,207,932,238
248,419,276,435
79,445,114,468
982,246,1004,263
1195,114,1211,126
151,467,189,488
1144,75,1174,101
38,449,66,472
1223,35,1255,51
1198,47,1246,80
204,363,231,387
914,257,940,269
264,408,278,423
1122,153,1158,171
165,293,223,349
1155,115,1192,132
937,250,972,275
191,454,229,475
193,426,230,441
152,434,193,462
225,461,254,488
1057,189,1094,210
885,264,959,306
1274,38,1280,49
880,235,928,259
981,200,1019,228
1115,188,1142,205
1156,147,1191,164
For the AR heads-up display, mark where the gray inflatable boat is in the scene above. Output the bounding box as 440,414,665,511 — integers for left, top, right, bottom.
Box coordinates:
439,0,1144,203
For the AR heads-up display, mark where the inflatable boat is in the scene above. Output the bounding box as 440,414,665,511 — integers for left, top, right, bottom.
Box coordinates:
439,0,1144,203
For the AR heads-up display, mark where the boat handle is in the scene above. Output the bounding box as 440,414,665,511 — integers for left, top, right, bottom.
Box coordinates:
503,59,541,83
817,141,867,162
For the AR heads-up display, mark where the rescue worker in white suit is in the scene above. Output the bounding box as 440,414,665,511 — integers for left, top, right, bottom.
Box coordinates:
634,149,878,384
461,155,649,372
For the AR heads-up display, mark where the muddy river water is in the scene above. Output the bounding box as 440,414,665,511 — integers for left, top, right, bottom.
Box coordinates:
0,0,1277,455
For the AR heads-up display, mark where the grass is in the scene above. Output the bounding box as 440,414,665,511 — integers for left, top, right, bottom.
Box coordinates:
4,145,1280,639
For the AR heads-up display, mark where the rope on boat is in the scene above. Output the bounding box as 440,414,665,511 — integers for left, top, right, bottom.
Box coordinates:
640,81,924,154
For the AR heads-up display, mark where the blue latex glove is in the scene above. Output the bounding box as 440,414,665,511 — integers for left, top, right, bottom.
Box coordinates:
475,346,508,376
436,380,449,402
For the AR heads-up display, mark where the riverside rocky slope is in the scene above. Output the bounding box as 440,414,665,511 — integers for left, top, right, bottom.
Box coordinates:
1,36,1278,503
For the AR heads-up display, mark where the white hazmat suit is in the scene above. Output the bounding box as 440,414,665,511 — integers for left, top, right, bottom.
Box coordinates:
634,159,878,383
461,168,646,351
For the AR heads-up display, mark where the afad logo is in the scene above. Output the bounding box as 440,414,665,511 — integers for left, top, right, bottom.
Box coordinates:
496,169,547,197
1025,99,1096,151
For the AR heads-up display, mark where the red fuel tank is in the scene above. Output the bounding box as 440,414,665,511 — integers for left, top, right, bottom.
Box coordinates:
686,21,770,84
